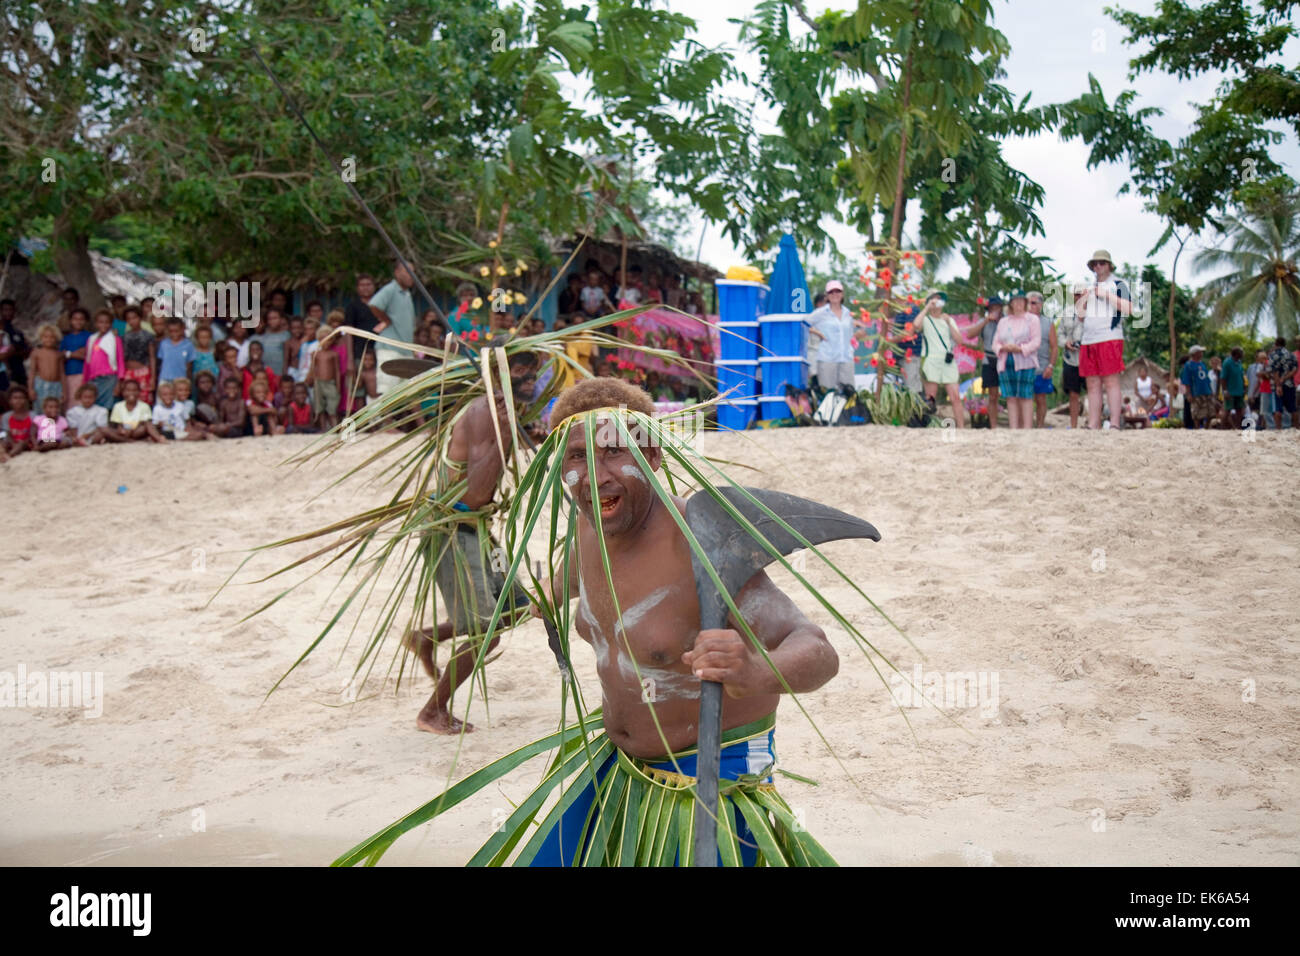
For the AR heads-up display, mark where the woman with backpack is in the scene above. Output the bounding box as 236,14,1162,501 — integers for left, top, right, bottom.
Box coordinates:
1076,249,1132,430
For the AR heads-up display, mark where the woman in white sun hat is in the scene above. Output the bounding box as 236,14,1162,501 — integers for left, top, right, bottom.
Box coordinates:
808,279,862,395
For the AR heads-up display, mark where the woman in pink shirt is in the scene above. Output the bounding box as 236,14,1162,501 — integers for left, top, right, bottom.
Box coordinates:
993,290,1041,429
84,309,125,409
326,309,355,416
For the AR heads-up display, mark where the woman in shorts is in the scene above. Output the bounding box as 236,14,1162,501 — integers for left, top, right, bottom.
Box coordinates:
919,291,978,428
993,291,1040,429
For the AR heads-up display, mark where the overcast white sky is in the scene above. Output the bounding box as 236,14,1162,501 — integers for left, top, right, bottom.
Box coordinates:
657,0,1299,288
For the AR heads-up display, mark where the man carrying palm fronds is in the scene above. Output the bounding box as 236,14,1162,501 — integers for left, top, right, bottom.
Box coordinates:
403,349,539,734
531,377,838,865
340,376,843,866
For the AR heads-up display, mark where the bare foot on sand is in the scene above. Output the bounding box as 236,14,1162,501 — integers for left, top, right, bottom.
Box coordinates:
416,707,474,735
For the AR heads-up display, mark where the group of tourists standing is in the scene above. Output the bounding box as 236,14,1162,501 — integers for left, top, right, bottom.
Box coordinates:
807,248,1134,430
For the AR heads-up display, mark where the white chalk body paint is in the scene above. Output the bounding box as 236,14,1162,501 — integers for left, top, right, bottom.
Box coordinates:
619,464,648,484
578,574,609,668
613,585,674,639
636,665,701,700
563,470,579,486
578,579,699,700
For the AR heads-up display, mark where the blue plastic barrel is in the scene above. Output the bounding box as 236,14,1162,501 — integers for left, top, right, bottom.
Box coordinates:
717,321,759,361
716,280,769,326
758,314,808,357
716,398,757,431
757,395,791,420
758,355,807,393
715,358,758,398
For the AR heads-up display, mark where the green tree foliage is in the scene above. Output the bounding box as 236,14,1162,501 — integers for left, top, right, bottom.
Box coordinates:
1122,263,1205,367
731,1,849,257
0,1,205,308
1107,0,1300,138
913,70,1055,297
1191,188,1300,339
820,0,1010,251
2,1,747,298
734,0,1049,303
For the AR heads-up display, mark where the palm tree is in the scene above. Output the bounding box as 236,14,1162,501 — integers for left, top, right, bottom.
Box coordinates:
1192,191,1300,339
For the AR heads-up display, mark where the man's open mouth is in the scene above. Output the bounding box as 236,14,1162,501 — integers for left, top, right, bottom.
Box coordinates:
598,494,621,518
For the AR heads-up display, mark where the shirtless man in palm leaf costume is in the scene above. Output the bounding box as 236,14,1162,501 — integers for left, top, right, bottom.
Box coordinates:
527,377,839,865
404,350,538,734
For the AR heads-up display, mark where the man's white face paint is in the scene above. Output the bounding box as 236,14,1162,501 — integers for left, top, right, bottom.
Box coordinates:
619,464,647,484
563,470,579,487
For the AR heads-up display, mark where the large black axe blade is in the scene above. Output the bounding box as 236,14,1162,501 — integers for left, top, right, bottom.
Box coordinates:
686,486,880,866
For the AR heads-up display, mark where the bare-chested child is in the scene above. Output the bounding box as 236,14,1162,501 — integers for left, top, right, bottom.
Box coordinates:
210,376,247,437
28,325,64,412
106,378,165,442
355,349,378,408
403,351,538,734
305,324,341,431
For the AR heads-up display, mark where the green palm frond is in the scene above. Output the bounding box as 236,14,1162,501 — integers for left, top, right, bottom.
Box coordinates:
314,404,930,865
1193,191,1300,335
229,330,934,864
213,309,705,691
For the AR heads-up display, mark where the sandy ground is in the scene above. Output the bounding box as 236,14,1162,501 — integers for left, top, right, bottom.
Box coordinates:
2,425,1298,866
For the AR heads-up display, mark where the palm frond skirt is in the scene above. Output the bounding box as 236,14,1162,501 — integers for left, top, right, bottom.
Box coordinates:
335,711,837,867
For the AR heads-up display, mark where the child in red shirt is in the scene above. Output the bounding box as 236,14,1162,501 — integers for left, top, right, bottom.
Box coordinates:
2,386,34,456
285,382,316,434
241,341,279,400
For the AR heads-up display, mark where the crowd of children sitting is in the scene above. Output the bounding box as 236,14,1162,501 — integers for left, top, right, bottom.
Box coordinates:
0,291,375,458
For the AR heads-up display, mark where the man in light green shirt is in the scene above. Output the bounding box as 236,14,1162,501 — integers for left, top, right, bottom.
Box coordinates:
369,261,416,396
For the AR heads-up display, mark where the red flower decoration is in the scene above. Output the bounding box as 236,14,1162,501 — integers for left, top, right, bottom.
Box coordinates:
916,255,925,267
905,349,913,359
977,296,987,306
904,322,914,333
886,353,897,367
869,355,879,367
467,330,480,341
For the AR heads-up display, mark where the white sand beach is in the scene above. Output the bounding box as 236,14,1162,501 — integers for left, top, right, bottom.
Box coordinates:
2,427,1297,866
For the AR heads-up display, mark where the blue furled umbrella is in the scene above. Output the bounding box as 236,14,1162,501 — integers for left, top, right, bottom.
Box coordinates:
765,233,812,315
